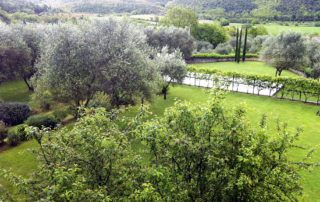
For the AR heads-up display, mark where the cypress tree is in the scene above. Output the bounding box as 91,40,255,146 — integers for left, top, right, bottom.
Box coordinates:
237,28,242,63
235,28,239,62
242,27,248,62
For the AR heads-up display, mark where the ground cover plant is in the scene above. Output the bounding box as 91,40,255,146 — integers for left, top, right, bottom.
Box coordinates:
189,61,298,77
1,85,320,200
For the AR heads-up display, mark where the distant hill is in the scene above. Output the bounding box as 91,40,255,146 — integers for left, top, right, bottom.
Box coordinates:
0,0,50,14
2,0,320,21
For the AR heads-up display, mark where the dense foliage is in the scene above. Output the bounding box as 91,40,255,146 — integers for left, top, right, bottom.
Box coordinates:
0,103,31,126
262,32,306,76
0,23,42,89
193,23,228,48
33,19,161,108
26,115,59,129
0,91,312,201
144,26,196,58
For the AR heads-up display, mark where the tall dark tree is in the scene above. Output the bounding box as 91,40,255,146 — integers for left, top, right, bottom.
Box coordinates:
242,27,248,62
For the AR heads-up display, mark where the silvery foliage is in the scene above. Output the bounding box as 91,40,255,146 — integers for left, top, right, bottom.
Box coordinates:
144,26,196,58
0,23,31,82
262,32,306,76
305,39,320,68
249,35,269,54
196,41,213,53
214,42,232,55
155,47,187,84
34,18,159,106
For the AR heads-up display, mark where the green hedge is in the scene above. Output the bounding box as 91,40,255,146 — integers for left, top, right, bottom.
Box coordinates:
188,66,320,97
26,115,59,129
190,53,259,59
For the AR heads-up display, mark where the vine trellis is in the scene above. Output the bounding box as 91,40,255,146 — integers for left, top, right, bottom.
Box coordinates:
181,67,320,105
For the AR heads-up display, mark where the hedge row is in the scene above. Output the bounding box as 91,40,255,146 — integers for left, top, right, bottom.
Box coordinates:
190,53,259,59
188,67,320,96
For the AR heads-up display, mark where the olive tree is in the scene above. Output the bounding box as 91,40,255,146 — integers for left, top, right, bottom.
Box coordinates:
262,32,306,76
33,19,159,108
0,23,34,89
144,26,196,58
155,48,187,100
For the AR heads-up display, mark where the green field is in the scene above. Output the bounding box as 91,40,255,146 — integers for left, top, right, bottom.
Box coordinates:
189,61,299,77
230,23,320,35
1,82,320,200
0,80,32,103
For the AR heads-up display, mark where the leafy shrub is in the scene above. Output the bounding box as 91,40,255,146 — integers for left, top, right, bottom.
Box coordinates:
87,92,112,110
0,103,31,126
0,121,7,144
15,124,28,141
214,43,233,55
52,109,69,122
220,18,230,26
196,41,213,53
248,25,268,37
26,115,59,129
7,130,20,146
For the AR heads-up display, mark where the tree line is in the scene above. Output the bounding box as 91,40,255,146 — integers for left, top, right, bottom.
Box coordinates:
0,19,195,109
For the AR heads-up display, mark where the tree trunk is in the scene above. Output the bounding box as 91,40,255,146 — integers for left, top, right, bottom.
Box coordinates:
23,77,34,91
164,92,167,100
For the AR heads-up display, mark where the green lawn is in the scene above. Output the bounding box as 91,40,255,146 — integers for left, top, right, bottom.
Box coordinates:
1,84,320,200
0,80,32,103
230,22,320,35
189,61,299,77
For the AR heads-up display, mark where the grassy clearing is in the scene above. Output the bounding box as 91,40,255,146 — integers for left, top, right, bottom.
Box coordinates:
0,80,32,103
230,22,320,35
1,83,320,200
189,61,299,77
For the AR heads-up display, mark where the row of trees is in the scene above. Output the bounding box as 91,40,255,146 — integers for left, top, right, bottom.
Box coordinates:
0,19,194,108
173,0,320,21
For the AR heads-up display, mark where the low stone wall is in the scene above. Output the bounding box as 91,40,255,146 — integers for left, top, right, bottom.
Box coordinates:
186,57,262,64
289,68,308,78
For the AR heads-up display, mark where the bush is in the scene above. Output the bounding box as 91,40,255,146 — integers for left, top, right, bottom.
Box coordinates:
0,103,31,126
26,115,59,129
214,43,232,55
15,124,28,141
0,121,7,144
7,130,20,146
196,41,213,53
220,18,230,26
248,25,268,37
52,109,69,122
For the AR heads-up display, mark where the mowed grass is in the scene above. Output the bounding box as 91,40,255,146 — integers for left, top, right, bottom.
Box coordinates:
0,80,32,103
1,84,320,200
230,23,320,35
190,61,299,77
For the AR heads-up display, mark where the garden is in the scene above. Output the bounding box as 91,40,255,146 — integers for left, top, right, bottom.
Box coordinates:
2,6,320,201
